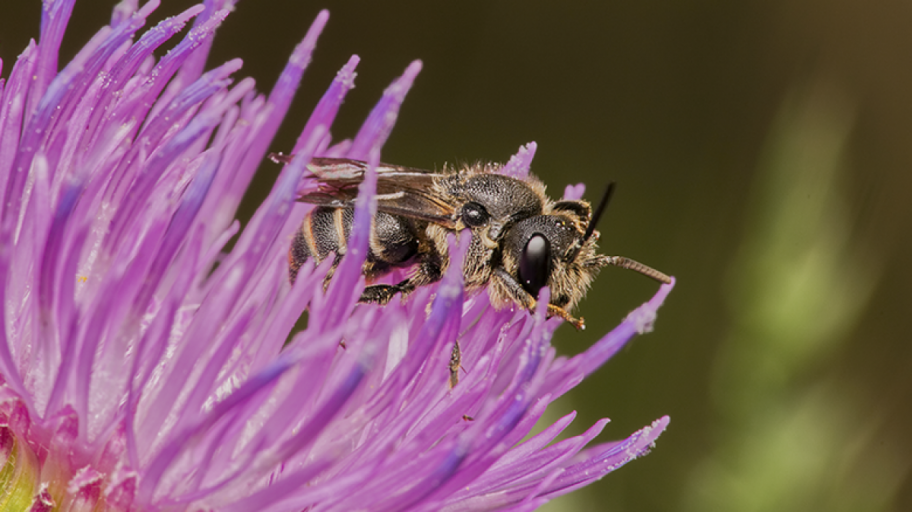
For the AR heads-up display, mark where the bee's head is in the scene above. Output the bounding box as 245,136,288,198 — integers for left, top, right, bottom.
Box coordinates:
501,203,602,312
501,184,671,314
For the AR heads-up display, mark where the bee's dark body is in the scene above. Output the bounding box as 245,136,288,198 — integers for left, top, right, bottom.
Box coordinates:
282,156,671,329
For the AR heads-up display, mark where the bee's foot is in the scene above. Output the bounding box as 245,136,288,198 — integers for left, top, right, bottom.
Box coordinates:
546,304,585,330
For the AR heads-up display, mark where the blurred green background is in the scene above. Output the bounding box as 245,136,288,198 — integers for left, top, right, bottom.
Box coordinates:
3,1,911,510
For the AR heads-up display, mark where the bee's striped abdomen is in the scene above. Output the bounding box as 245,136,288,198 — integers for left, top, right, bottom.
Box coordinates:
288,206,420,284
289,206,350,282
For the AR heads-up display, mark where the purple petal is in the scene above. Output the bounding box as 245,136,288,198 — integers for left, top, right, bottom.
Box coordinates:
348,60,423,159
28,0,77,118
226,10,329,216
546,278,675,398
499,142,537,179
0,41,37,196
300,55,360,157
539,415,671,499
562,183,586,200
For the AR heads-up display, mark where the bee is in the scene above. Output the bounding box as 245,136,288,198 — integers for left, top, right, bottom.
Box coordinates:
276,155,671,329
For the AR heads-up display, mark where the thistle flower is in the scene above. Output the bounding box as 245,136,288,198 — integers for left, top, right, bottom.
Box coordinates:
0,1,674,511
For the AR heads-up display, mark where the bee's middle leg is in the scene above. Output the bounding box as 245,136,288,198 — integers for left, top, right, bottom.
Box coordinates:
358,275,423,305
358,253,444,305
359,283,409,305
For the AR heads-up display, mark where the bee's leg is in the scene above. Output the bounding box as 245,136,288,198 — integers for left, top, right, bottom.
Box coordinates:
359,284,404,305
448,340,462,389
491,268,585,330
359,252,444,305
322,254,344,291
544,304,586,330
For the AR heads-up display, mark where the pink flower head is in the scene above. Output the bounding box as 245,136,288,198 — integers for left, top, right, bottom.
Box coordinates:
0,1,674,510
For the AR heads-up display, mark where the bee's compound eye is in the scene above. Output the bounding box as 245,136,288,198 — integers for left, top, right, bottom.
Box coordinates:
519,233,551,298
461,201,490,228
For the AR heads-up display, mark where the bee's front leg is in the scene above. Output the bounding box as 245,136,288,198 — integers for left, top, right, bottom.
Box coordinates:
491,268,585,330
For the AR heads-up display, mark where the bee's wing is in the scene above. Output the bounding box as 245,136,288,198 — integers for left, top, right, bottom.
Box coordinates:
296,157,458,228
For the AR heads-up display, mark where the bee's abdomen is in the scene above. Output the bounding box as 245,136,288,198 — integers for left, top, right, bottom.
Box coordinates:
289,206,419,283
289,206,350,282
371,212,419,264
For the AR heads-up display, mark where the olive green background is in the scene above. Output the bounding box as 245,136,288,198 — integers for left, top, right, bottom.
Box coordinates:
3,1,911,511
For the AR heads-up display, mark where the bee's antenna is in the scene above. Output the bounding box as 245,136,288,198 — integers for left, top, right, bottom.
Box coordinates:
583,182,615,244
583,183,673,284
604,256,673,284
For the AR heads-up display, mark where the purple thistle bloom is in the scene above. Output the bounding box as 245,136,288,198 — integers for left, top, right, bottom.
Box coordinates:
0,1,675,510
